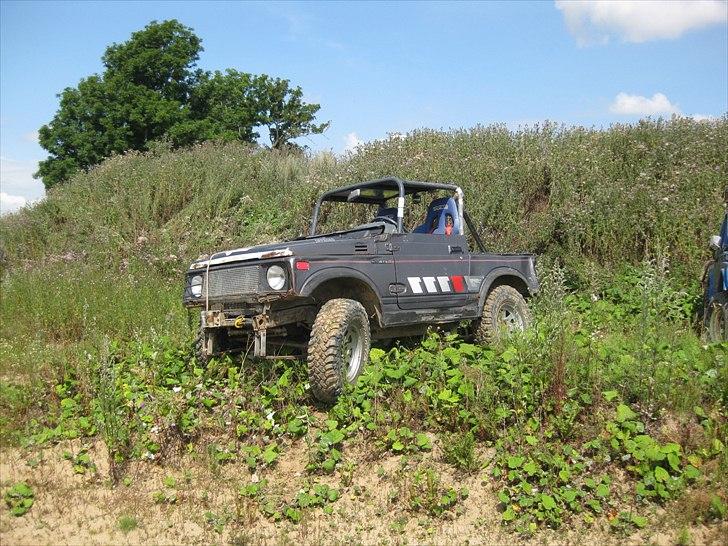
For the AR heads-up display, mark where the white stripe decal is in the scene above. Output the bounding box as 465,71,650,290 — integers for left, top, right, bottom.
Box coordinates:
422,277,438,293
407,277,424,294
437,276,451,292
406,275,480,295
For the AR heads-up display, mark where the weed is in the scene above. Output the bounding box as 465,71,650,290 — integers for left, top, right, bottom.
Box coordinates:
3,482,34,516
117,514,138,534
381,427,432,454
676,526,693,546
403,466,468,518
204,509,232,533
441,430,480,472
610,511,648,534
240,478,341,523
241,443,279,472
307,420,346,473
63,448,96,474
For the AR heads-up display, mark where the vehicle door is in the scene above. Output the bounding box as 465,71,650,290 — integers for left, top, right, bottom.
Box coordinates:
390,232,470,310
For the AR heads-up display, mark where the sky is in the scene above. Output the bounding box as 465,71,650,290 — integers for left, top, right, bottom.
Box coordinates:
1,0,727,214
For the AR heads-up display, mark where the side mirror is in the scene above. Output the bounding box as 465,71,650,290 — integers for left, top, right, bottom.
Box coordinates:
710,235,722,252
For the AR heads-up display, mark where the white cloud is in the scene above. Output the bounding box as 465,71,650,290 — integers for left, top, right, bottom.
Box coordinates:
555,0,728,45
0,192,27,215
610,92,681,116
0,156,45,209
343,132,364,153
691,114,717,121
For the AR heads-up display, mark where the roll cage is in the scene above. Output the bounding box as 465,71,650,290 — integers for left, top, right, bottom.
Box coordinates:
309,176,486,251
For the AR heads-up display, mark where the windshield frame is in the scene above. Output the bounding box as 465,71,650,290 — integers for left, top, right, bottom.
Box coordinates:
309,177,465,236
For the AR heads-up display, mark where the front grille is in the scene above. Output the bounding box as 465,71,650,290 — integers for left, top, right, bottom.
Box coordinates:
207,266,259,298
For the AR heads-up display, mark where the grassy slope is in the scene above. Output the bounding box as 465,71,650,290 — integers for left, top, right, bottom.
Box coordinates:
1,118,727,543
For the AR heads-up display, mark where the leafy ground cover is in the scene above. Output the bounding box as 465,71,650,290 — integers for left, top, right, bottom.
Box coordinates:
1,258,726,543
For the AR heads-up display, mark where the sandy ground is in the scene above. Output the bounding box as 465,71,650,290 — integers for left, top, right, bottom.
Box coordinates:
1,438,726,546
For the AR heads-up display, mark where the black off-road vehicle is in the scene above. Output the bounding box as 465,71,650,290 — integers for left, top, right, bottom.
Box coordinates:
183,177,539,402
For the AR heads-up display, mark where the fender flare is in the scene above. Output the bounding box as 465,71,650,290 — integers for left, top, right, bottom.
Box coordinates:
299,266,385,320
477,267,533,314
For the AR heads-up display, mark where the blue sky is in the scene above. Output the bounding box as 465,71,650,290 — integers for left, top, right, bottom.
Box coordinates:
1,0,726,213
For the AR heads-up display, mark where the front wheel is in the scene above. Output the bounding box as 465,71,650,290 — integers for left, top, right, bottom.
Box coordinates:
706,292,728,343
194,326,226,365
474,285,531,344
307,299,371,403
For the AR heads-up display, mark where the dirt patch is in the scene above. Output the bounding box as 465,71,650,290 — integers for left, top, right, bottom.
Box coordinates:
1,440,726,545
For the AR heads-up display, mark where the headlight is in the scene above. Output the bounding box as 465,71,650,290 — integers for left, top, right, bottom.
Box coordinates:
266,265,286,290
190,275,203,297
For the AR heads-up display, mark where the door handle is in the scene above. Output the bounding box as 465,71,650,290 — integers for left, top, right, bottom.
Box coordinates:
449,246,463,254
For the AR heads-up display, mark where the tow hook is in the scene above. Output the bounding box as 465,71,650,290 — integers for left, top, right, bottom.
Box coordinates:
253,304,270,357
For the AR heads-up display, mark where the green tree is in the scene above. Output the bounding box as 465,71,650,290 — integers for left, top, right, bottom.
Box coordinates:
101,19,202,103
171,70,329,149
169,69,259,146
251,75,329,149
36,20,327,189
37,20,201,188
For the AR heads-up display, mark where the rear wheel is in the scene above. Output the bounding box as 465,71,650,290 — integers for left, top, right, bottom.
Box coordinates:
706,292,728,343
307,298,370,403
475,285,531,344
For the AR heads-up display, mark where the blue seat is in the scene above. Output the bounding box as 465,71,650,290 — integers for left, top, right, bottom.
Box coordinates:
413,197,461,234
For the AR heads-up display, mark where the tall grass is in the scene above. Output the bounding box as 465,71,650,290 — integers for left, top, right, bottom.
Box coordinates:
1,117,725,281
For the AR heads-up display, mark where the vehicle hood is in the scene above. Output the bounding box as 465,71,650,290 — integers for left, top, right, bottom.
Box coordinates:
188,240,305,270
188,227,381,271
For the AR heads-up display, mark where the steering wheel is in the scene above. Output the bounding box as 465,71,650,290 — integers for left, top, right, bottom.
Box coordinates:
372,216,398,227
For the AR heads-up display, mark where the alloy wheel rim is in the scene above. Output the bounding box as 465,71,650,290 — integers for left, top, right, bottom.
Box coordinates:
342,322,364,382
498,303,525,332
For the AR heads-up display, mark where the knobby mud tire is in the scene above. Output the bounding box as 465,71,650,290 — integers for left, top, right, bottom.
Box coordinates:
307,298,370,404
194,328,210,366
475,285,531,344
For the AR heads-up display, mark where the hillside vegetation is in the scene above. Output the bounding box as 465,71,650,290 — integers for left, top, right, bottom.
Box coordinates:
1,118,727,544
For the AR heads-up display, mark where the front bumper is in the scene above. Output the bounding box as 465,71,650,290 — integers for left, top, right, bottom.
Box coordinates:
200,304,314,330
198,302,316,359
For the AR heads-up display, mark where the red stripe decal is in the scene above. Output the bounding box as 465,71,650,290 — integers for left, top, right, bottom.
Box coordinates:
450,275,465,293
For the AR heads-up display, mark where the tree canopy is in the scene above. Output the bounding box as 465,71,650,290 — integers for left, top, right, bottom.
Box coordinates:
37,20,328,189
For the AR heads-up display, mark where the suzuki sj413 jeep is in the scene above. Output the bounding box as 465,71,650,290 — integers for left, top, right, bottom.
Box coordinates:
183,177,539,402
